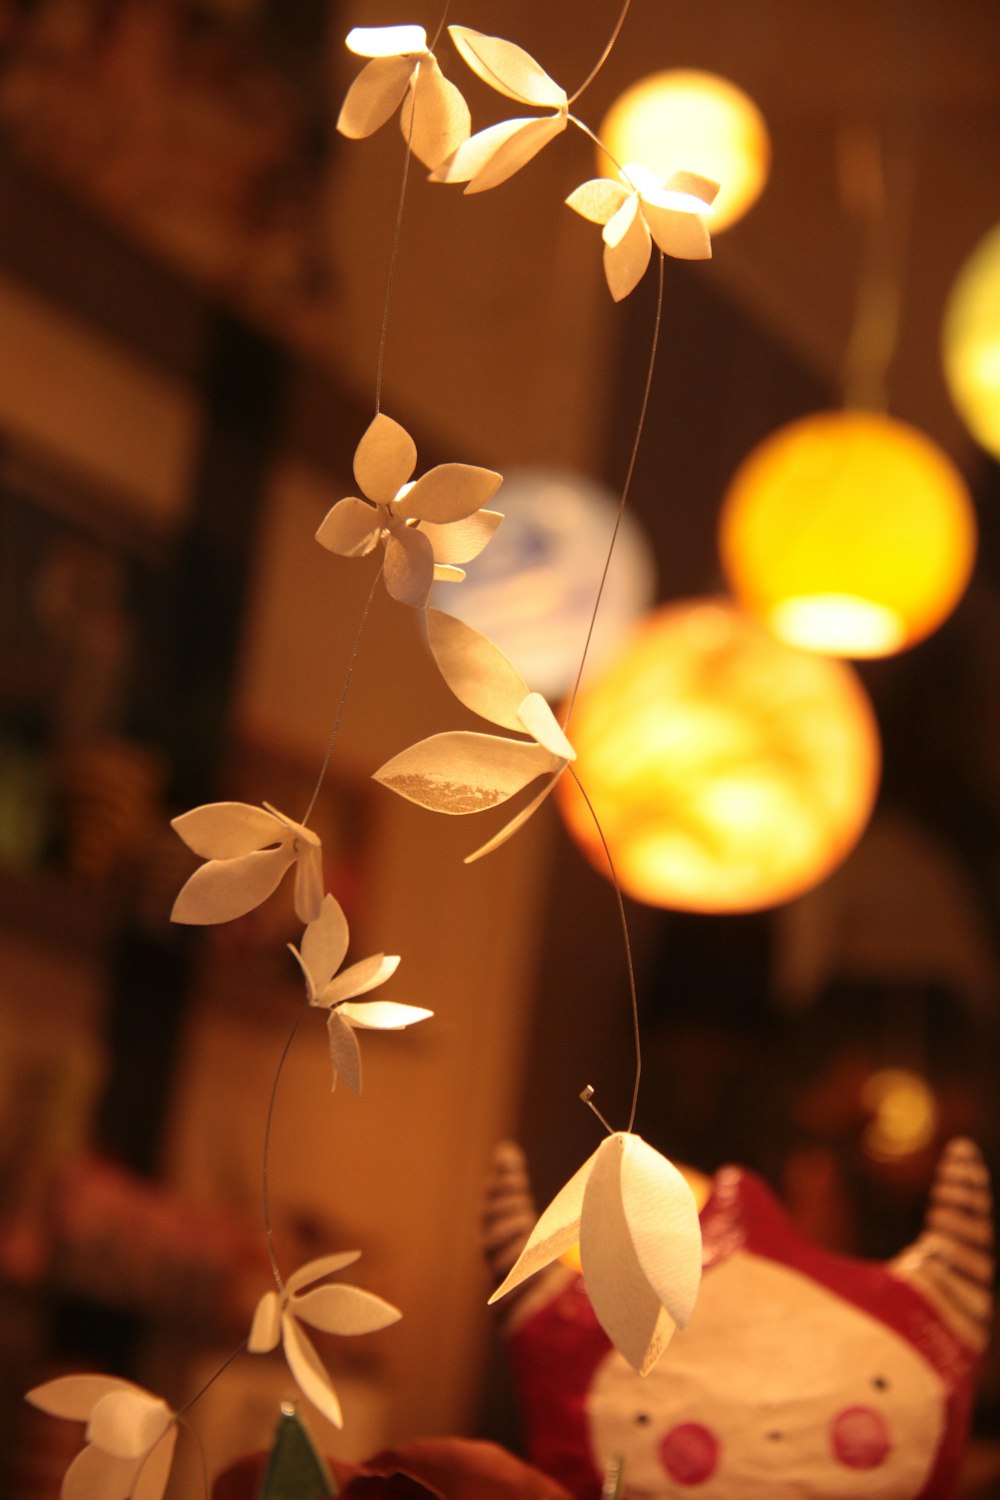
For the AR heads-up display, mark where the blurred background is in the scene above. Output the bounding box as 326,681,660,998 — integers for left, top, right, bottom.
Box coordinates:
0,0,999,1492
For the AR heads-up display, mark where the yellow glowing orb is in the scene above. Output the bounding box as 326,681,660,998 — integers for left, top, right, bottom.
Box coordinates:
598,70,770,232
943,222,1000,459
861,1069,938,1162
718,410,977,658
556,600,880,913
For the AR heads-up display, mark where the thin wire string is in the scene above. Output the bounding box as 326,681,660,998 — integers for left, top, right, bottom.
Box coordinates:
373,78,419,415
176,1338,249,1419
262,1002,312,1290
569,0,634,106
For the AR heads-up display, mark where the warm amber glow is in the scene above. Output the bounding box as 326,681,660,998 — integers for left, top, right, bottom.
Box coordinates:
861,1069,938,1162
556,600,880,913
943,222,1000,459
599,70,770,231
718,410,977,658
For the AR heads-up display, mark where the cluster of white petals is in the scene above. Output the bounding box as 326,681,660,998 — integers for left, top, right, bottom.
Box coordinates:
337,25,470,170
567,166,720,300
170,801,324,926
26,1377,177,1500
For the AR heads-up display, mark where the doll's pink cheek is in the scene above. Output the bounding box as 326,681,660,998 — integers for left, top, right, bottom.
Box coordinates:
658,1422,720,1484
829,1405,891,1468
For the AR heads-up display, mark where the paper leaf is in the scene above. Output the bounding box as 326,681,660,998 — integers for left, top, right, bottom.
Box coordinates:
374,732,559,814
423,508,502,565
286,1251,362,1296
293,842,325,925
619,1134,702,1329
384,525,435,607
249,1291,282,1352
426,608,530,729
26,1374,130,1421
87,1391,171,1459
464,113,567,194
171,845,295,925
432,564,465,582
430,116,529,183
282,1317,344,1430
489,1149,597,1303
602,193,639,250
62,1443,137,1500
662,168,720,206
346,25,427,57
132,1427,178,1500
516,692,574,761
294,1284,402,1337
395,462,502,524
339,999,433,1030
297,894,351,996
354,414,417,505
447,26,566,108
605,208,652,302
315,497,381,558
643,199,713,261
328,1010,363,1092
401,55,471,170
337,55,416,140
170,802,281,860
324,952,400,1005
566,178,629,225
464,776,559,863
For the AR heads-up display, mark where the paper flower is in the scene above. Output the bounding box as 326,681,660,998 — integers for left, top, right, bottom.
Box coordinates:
289,893,432,1092
249,1251,402,1429
336,25,470,171
490,1132,702,1375
26,1375,177,1500
429,27,568,193
567,165,719,301
316,414,503,609
373,608,574,861
170,801,323,926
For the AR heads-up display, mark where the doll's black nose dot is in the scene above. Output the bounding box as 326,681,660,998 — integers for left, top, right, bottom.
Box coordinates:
872,1376,890,1391
766,1431,783,1441
634,1413,652,1426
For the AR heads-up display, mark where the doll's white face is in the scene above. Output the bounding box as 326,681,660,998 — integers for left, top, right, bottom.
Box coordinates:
587,1252,945,1499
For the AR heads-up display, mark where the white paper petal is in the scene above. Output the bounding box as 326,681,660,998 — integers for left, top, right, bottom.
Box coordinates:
423,509,502,565
346,24,427,57
426,608,531,729
87,1391,171,1459
400,55,471,170
642,200,713,261
432,563,466,582
26,1374,133,1421
489,1148,597,1303
170,802,282,860
294,1284,402,1336
354,413,417,505
604,209,652,302
619,1133,702,1329
384,525,434,607
62,1443,138,1500
447,26,566,108
516,692,574,761
464,113,567,195
131,1427,178,1500
338,999,432,1030
430,116,530,184
337,55,416,139
286,1250,362,1297
602,192,639,250
395,463,502,524
374,732,559,814
315,497,381,558
464,776,559,863
248,1290,283,1352
566,178,630,225
324,952,400,1005
661,168,720,207
293,841,325,924
297,894,351,995
171,845,296,925
328,1010,363,1092
282,1316,344,1430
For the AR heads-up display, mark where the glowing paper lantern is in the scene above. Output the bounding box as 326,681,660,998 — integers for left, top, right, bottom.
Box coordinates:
430,469,656,698
718,411,977,658
861,1069,938,1164
556,600,880,913
943,222,1000,459
598,70,770,232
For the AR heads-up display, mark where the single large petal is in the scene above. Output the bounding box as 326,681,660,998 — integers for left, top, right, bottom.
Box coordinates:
328,1010,363,1092
323,952,400,1005
565,177,630,226
431,116,532,183
170,802,282,860
604,208,652,302
464,113,567,194
171,845,296,925
293,840,325,925
374,732,560,814
248,1290,283,1352
282,1316,344,1430
464,776,560,863
286,1251,362,1297
395,463,502,524
426,608,532,730
384,524,435,607
295,893,351,997
315,497,382,558
132,1427,178,1500
423,509,502,565
339,999,432,1030
62,1443,138,1500
337,55,415,140
447,27,566,108
26,1374,134,1421
602,192,639,249
489,1148,598,1303
346,25,427,57
86,1390,171,1459
660,168,720,207
294,1284,402,1337
643,199,713,261
353,413,417,505
516,692,574,761
400,54,471,170
618,1133,702,1330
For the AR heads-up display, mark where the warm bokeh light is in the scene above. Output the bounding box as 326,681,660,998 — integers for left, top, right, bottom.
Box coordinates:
556,600,880,913
430,469,656,698
598,70,770,231
861,1069,938,1162
943,222,1000,459
718,410,977,658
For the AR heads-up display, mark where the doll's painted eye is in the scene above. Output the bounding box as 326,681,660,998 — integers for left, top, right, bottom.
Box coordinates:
634,1412,652,1426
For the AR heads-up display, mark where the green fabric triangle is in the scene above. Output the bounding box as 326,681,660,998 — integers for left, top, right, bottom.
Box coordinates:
260,1407,337,1500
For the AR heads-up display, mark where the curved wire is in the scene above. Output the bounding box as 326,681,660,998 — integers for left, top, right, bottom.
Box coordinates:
569,0,634,106
262,1002,312,1291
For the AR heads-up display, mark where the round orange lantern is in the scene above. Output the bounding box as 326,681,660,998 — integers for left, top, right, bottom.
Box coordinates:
556,600,880,913
942,221,1000,460
718,410,977,658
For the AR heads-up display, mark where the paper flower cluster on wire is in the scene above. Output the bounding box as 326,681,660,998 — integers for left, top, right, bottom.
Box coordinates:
170,801,323,925
491,1133,702,1376
374,608,575,862
290,893,432,1092
567,167,720,302
249,1252,402,1429
26,1377,177,1500
336,26,470,170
